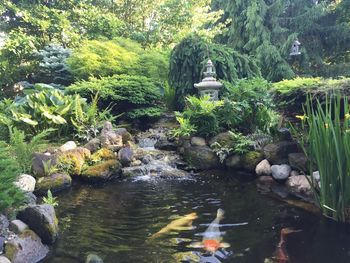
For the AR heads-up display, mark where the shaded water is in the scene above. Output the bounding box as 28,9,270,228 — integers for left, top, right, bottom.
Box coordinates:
44,173,350,263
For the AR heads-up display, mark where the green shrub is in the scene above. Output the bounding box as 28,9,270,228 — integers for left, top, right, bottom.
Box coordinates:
0,84,110,139
66,75,164,122
272,77,350,115
0,141,24,212
299,93,350,222
67,38,169,82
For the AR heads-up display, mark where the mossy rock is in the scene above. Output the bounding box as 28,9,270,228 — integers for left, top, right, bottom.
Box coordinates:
183,146,219,170
241,151,264,172
81,159,122,183
35,173,72,195
56,147,91,175
89,148,115,163
208,132,234,147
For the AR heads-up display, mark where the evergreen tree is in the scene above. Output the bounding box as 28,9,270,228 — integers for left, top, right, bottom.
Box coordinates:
212,0,350,81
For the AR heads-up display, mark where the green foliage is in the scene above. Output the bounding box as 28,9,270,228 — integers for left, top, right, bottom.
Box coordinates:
33,44,73,87
0,84,108,139
164,82,176,111
67,74,164,122
168,35,261,108
220,78,280,134
179,95,224,137
0,141,24,212
273,77,350,115
172,115,197,138
42,159,59,177
9,127,52,174
212,0,350,80
67,38,169,82
299,93,350,222
42,190,58,207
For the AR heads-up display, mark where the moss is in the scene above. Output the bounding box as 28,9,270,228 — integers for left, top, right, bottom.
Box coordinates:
90,148,115,163
56,148,91,175
241,151,264,171
36,174,72,193
83,159,121,178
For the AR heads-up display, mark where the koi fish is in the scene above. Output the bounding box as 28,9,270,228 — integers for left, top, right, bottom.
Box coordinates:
191,209,230,253
149,212,198,239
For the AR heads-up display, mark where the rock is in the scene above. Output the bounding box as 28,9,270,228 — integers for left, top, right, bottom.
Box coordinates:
312,171,320,181
130,160,142,166
17,205,58,245
14,174,36,192
263,141,299,164
23,192,37,206
10,220,28,235
0,256,11,263
255,159,272,176
59,141,77,152
100,122,123,151
208,132,234,147
183,146,219,170
122,166,146,177
190,137,207,147
81,160,122,182
0,237,5,254
0,214,9,237
225,155,241,169
84,138,101,153
56,147,91,175
32,153,57,177
290,170,299,177
5,230,49,263
256,176,276,193
90,148,115,163
286,175,312,198
118,147,134,167
35,173,72,195
115,128,133,144
140,155,152,164
271,164,292,180
241,151,264,172
86,254,104,263
288,153,309,172
154,138,177,151
276,128,293,141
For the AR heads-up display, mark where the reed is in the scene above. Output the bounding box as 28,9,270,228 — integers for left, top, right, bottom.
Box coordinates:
301,93,350,222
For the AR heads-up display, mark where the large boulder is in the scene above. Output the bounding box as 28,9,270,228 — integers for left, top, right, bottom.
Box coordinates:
59,141,77,152
17,205,58,245
241,151,264,172
35,173,72,195
209,132,234,147
84,138,101,153
100,122,123,151
14,174,36,192
225,155,241,170
56,147,91,175
5,230,49,263
81,160,122,182
118,147,134,167
255,159,272,176
263,141,299,164
183,146,219,170
286,175,312,199
154,138,177,151
288,153,310,172
32,153,57,178
191,137,207,147
271,164,292,180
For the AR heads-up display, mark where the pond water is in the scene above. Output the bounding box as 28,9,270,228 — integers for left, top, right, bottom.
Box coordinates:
43,172,350,263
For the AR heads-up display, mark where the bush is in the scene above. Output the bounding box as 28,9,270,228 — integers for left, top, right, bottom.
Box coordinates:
67,38,169,82
0,84,110,140
0,141,24,212
272,77,350,116
66,75,164,122
168,35,260,108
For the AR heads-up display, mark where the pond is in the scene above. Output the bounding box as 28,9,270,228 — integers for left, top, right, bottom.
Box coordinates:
43,172,350,263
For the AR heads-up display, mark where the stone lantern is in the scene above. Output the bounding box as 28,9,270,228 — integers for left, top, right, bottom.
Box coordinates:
194,59,223,101
290,39,301,56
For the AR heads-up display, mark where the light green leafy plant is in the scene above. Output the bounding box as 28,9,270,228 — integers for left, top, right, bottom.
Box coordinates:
42,190,58,207
172,115,197,138
42,159,59,177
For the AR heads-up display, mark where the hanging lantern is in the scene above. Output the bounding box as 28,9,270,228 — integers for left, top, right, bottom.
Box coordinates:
290,39,301,56
194,60,223,101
